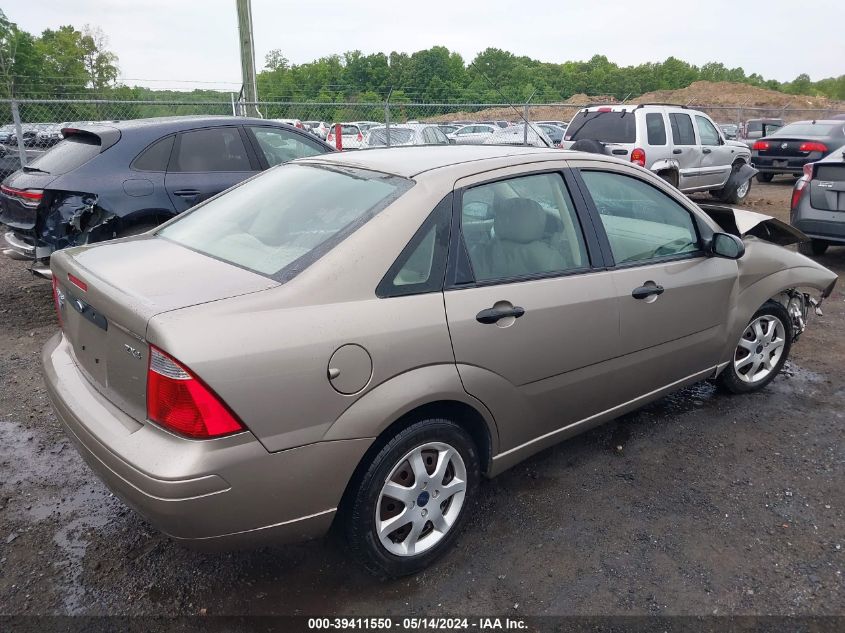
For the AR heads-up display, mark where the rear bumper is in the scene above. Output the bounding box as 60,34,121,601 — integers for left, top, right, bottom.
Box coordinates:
752,154,818,174
792,200,845,244
42,332,371,547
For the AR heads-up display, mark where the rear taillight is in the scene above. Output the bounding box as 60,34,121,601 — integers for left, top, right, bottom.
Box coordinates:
296,121,303,128
51,276,63,328
146,346,244,439
752,141,770,151
597,107,612,112
357,132,363,142
630,148,646,167
791,163,814,210
798,141,827,153
1,185,44,208
327,132,334,141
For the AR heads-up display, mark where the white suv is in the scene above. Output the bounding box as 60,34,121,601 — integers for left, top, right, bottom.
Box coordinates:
564,104,755,204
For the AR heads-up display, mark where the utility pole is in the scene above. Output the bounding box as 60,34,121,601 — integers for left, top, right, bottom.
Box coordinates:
236,0,261,117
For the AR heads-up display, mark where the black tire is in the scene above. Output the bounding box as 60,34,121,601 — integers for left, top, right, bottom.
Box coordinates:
715,163,752,204
344,418,480,578
657,170,679,189
570,138,606,155
717,301,792,395
756,172,774,183
798,239,828,257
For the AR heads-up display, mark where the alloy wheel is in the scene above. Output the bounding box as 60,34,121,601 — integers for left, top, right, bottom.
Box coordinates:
733,315,786,383
375,442,467,557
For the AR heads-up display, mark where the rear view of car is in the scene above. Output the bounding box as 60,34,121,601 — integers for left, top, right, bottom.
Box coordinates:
790,149,845,255
752,120,845,182
326,123,365,149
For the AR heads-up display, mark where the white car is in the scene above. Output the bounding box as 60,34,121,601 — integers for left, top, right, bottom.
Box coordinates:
361,124,450,148
327,123,365,149
304,121,330,139
273,118,305,130
447,124,498,145
483,123,554,148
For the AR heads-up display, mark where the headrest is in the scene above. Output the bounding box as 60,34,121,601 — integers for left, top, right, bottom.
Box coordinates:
494,198,547,243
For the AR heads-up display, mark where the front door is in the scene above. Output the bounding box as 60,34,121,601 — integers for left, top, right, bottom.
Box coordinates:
695,115,733,189
164,126,258,213
669,112,704,189
575,166,737,398
443,168,620,453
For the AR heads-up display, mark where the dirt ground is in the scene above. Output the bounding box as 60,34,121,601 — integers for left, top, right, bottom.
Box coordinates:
0,177,843,618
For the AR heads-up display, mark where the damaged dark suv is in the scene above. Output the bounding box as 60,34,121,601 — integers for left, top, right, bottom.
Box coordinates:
0,116,334,277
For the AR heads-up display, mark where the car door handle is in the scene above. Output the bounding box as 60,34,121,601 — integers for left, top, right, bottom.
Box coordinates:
672,149,682,154
173,189,200,197
631,284,665,300
476,305,525,324
703,148,712,154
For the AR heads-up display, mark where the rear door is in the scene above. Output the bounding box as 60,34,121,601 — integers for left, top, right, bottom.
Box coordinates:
695,114,733,188
573,163,737,395
164,126,259,213
443,165,620,452
668,112,703,189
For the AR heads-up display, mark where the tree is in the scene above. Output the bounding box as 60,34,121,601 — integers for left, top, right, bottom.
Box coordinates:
81,25,119,91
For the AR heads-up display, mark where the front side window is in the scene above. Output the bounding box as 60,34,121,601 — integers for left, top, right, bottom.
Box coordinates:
249,126,326,166
461,173,588,282
170,127,252,172
580,170,699,265
695,116,721,146
669,113,696,146
158,164,411,279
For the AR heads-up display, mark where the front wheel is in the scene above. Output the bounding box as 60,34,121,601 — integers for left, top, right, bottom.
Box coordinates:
717,301,792,394
344,418,480,577
716,164,752,204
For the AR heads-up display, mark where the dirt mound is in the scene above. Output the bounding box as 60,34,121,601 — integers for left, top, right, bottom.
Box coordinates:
423,82,844,125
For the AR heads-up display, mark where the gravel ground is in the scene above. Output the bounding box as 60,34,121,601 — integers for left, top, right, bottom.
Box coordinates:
0,177,843,617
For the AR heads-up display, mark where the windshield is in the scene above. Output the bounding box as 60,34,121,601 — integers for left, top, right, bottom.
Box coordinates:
566,111,636,143
772,122,841,137
25,135,101,175
158,164,411,279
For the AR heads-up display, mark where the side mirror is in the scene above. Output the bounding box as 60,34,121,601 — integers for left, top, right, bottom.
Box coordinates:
710,232,745,259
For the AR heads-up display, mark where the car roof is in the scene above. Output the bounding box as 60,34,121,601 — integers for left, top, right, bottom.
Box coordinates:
64,115,279,136
296,145,594,178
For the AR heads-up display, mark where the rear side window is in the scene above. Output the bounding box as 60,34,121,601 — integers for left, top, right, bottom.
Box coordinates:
566,111,636,143
170,127,252,172
158,164,411,279
131,135,174,171
377,195,451,297
669,113,696,145
646,113,667,145
25,135,101,175
248,126,326,166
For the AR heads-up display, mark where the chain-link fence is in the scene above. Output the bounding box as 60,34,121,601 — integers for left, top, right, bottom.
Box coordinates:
2,97,843,170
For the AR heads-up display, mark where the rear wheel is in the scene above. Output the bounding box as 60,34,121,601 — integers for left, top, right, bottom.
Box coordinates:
717,301,792,394
756,173,774,183
657,170,679,189
345,418,480,577
798,239,829,257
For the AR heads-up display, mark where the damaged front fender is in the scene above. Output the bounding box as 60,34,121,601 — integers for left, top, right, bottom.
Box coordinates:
40,192,119,251
698,204,807,246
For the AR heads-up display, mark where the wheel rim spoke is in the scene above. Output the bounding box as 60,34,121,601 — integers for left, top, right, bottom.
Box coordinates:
382,480,417,505
378,509,410,540
733,315,786,384
403,518,426,555
431,447,455,485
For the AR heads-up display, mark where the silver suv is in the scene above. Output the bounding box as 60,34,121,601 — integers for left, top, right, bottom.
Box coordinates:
564,104,755,204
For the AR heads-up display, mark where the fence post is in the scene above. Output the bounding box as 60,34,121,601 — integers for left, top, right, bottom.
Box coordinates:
523,102,529,146
384,87,392,148
11,99,27,168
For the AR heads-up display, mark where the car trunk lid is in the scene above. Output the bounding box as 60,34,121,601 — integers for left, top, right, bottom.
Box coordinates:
50,236,278,422
809,162,845,212
757,137,823,158
0,171,57,230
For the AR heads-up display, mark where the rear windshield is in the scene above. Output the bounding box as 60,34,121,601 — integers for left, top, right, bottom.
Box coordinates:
340,125,360,135
566,111,636,143
25,135,101,175
366,128,415,146
158,164,411,279
773,122,842,137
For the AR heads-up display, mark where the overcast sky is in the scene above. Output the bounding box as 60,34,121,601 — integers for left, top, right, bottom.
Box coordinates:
9,0,845,91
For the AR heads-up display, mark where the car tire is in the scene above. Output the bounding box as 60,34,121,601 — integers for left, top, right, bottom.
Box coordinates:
717,301,792,395
798,239,829,257
715,164,752,204
756,173,774,183
570,138,606,155
657,170,679,189
344,418,480,578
